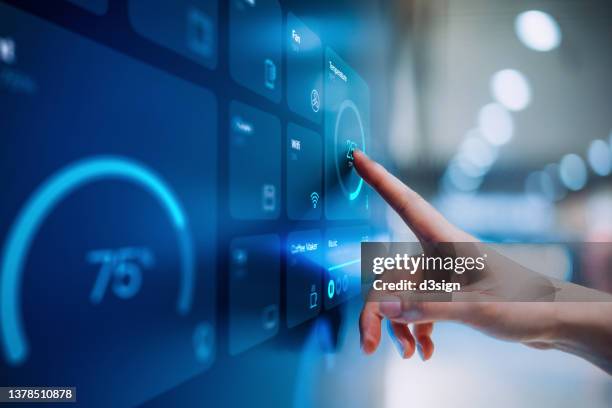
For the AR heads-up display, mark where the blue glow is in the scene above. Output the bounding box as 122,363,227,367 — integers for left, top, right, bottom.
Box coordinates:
327,280,335,299
559,153,588,191
334,99,365,201
327,258,361,272
349,180,364,201
587,139,612,176
1,156,194,365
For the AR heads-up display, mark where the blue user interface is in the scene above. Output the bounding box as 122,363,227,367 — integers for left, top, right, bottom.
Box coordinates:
129,0,218,69
286,230,323,328
324,48,371,220
286,12,323,124
230,0,282,102
229,234,280,355
65,0,108,15
0,3,216,406
0,1,377,406
286,122,323,220
325,226,370,309
229,101,282,219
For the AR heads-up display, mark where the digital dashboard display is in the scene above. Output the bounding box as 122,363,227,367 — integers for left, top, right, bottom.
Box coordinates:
0,3,217,405
0,1,377,406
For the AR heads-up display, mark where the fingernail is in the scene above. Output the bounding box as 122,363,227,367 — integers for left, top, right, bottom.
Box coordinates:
417,343,425,361
379,300,401,317
360,333,375,354
404,309,422,321
386,320,405,358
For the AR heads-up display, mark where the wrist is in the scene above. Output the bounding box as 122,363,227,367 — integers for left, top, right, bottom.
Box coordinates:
549,302,612,373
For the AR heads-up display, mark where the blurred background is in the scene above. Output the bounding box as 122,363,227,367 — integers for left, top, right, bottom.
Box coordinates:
1,0,611,407
380,0,612,406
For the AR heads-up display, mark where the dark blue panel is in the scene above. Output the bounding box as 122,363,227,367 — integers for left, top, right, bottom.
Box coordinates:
286,122,323,220
286,229,323,328
229,101,281,219
324,226,370,309
229,234,280,355
65,0,108,15
0,3,216,407
286,12,323,124
229,0,282,102
129,0,218,69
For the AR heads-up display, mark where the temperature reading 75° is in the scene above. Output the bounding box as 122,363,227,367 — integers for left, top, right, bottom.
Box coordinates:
86,247,155,304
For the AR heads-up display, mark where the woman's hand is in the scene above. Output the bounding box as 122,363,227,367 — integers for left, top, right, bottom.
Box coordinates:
354,149,612,374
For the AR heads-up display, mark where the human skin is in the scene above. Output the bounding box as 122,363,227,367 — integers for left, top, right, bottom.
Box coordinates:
354,149,612,374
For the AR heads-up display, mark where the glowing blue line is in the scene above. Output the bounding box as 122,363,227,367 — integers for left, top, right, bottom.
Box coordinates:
327,258,361,272
1,156,194,365
349,179,364,201
334,99,366,202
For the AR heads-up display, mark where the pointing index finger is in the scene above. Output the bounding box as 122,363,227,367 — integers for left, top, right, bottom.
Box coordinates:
352,149,461,242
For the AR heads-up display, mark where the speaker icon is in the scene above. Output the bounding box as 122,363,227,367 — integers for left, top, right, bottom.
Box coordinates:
310,191,320,209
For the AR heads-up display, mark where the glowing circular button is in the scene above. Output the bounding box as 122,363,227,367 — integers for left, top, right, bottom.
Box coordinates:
327,280,335,299
334,99,365,201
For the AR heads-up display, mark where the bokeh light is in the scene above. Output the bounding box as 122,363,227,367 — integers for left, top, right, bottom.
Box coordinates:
543,163,567,201
515,10,561,52
477,103,514,146
490,69,531,111
587,139,612,176
559,153,588,191
444,163,483,192
459,132,498,166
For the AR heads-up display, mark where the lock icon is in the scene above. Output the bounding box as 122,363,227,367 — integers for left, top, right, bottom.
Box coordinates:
309,284,318,309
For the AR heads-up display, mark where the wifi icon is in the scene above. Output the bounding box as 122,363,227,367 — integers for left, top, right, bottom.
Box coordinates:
310,191,320,209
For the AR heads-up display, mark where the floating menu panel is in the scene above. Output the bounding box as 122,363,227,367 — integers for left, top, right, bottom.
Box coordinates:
324,48,370,220
229,235,281,355
229,101,281,219
286,12,323,123
324,226,370,309
230,0,282,102
286,122,322,220
286,230,323,328
129,0,217,69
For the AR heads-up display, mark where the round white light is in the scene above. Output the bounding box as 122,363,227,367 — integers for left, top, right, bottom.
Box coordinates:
559,154,588,191
587,139,612,176
515,10,561,52
490,69,531,111
477,103,514,146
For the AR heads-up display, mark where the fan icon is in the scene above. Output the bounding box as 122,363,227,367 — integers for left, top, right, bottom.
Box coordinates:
310,89,320,113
